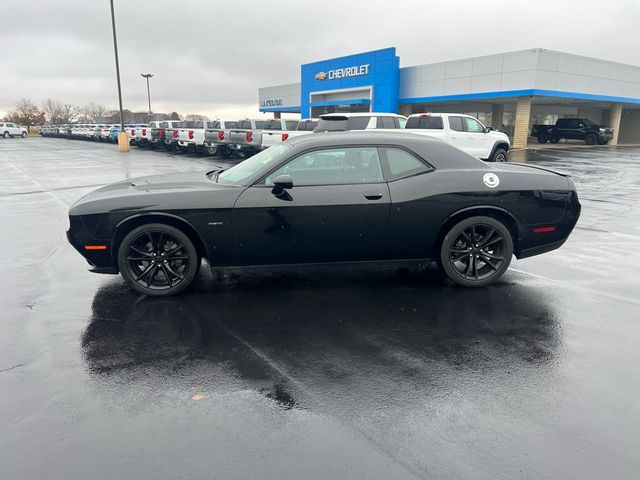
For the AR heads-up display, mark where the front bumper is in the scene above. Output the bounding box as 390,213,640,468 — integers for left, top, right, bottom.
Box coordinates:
66,216,118,274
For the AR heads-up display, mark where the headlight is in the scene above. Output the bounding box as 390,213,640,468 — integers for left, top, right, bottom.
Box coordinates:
599,127,606,132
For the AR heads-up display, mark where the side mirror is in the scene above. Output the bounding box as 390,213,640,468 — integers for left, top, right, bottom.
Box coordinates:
483,126,494,133
271,174,293,197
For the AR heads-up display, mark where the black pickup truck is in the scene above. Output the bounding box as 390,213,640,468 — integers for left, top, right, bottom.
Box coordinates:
532,118,614,145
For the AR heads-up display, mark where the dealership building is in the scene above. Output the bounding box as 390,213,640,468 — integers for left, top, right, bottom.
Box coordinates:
258,47,640,147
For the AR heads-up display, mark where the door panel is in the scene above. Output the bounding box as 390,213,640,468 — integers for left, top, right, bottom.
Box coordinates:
232,184,391,265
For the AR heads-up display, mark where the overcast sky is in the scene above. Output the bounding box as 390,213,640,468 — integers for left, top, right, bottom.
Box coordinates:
1,0,639,120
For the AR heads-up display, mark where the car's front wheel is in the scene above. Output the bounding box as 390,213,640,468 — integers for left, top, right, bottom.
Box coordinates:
439,216,513,287
585,133,598,145
3,131,9,139
117,223,200,296
21,131,27,138
491,148,508,162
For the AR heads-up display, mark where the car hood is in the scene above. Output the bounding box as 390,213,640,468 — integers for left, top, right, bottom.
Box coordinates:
69,169,243,216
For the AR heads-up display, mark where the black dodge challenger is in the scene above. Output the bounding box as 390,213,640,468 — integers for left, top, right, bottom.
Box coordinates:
67,132,581,296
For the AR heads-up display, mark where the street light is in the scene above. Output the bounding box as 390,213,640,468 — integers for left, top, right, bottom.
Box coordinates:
141,73,153,114
109,0,129,152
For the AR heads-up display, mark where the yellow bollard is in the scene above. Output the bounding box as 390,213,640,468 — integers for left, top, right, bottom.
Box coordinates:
117,131,130,152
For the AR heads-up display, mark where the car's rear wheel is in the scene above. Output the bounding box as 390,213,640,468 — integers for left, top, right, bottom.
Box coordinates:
549,136,560,144
585,133,598,145
439,216,513,287
3,131,9,138
537,135,548,143
117,223,199,296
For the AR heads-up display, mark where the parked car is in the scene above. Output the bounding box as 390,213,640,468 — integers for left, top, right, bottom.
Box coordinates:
57,125,72,137
404,113,510,162
149,120,181,149
66,131,581,296
203,120,239,156
1,122,28,138
127,124,148,145
314,112,407,132
532,118,614,145
228,119,268,156
260,118,300,148
99,125,115,142
296,118,319,132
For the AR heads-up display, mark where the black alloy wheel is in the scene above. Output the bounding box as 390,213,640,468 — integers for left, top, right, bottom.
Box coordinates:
585,133,598,145
537,135,548,144
492,148,508,162
549,137,560,144
439,216,513,287
117,223,199,296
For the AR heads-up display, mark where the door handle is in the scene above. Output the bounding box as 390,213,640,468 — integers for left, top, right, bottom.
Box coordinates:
364,192,383,200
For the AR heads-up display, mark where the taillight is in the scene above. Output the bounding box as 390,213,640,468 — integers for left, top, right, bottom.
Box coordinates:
246,131,253,142
142,128,146,136
282,133,289,141
218,131,224,141
173,130,178,138
131,129,135,135
159,130,165,138
533,226,556,233
188,130,194,139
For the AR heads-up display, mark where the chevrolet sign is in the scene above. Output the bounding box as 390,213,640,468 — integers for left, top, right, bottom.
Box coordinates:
315,64,370,81
260,98,283,107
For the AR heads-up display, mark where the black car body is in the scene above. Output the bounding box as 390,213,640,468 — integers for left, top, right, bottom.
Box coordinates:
532,118,614,145
67,132,580,295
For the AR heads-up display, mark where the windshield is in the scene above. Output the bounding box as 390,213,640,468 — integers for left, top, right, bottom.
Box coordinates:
582,118,597,126
218,144,291,185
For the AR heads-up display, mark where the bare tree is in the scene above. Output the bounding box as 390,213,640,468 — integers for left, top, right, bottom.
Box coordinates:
169,112,182,120
81,102,107,122
6,98,45,130
184,114,208,121
41,99,65,124
59,103,80,124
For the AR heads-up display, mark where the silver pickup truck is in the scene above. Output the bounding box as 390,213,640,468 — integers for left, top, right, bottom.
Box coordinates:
203,120,239,156
228,119,267,156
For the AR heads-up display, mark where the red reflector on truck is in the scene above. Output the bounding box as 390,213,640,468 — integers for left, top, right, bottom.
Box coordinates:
218,131,224,140
282,133,289,141
533,226,556,233
246,132,253,142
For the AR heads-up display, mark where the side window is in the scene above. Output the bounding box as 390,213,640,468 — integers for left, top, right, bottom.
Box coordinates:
379,117,396,129
348,117,371,130
397,117,407,129
285,120,298,130
449,116,464,132
381,148,430,180
264,147,384,186
463,117,484,133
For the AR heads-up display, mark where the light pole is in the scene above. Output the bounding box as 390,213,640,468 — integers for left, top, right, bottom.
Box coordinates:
109,0,129,152
141,73,153,115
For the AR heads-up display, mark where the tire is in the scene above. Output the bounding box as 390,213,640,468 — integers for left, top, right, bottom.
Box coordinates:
549,137,560,144
439,216,513,287
537,135,548,144
117,223,200,296
21,131,27,138
598,139,609,145
3,131,9,138
491,148,508,162
585,133,598,145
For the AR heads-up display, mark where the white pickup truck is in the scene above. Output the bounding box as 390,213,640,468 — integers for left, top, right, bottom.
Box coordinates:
175,120,214,154
260,118,300,148
404,113,510,162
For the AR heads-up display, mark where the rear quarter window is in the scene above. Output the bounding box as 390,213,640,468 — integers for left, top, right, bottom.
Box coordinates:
380,147,431,180
348,117,371,130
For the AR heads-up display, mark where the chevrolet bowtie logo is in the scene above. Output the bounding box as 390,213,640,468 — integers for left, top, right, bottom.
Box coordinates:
315,72,327,80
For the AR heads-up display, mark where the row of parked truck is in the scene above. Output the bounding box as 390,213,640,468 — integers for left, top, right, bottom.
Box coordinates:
40,112,513,162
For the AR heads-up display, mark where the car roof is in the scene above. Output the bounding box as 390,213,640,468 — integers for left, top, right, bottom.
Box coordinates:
285,131,486,171
320,112,406,118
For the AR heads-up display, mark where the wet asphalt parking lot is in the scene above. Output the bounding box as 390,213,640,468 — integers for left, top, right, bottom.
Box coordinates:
1,137,639,479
